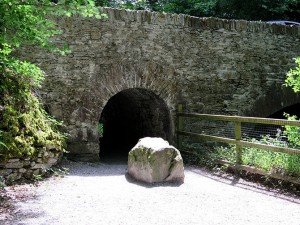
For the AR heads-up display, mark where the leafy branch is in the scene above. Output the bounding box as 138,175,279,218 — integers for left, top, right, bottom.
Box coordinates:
285,58,300,93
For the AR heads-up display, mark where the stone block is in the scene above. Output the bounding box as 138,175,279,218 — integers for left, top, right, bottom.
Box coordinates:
37,158,43,163
23,160,31,167
24,171,33,179
19,168,27,173
47,158,58,166
7,173,21,182
8,159,20,163
32,164,47,169
0,169,13,176
5,161,24,169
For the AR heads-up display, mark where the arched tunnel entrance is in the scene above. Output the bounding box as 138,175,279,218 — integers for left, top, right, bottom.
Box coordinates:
99,88,172,159
246,103,300,139
268,103,300,119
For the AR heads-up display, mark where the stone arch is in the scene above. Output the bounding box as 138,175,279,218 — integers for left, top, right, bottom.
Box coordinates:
63,61,178,161
268,103,300,119
95,61,177,112
245,84,300,118
94,61,177,159
242,88,300,140
99,88,173,159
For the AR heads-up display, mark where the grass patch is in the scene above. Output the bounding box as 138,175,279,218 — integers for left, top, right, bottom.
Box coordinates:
216,136,300,177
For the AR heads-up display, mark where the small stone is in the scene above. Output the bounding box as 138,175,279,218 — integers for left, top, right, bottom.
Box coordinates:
33,169,41,175
46,144,56,150
19,168,27,173
37,158,43,163
8,159,20,163
32,164,47,169
0,169,13,176
48,158,58,166
23,161,31,166
5,161,24,169
7,173,21,182
24,171,33,179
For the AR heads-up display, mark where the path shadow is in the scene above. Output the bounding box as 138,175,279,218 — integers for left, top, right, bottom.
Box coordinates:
188,166,300,204
58,158,184,188
125,172,184,188
4,210,48,225
56,158,128,177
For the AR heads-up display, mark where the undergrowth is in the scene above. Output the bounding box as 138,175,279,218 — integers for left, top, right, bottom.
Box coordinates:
182,133,300,178
0,66,66,161
217,145,300,177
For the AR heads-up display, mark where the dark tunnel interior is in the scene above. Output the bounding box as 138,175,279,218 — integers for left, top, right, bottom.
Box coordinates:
99,88,172,159
268,103,300,119
245,103,300,139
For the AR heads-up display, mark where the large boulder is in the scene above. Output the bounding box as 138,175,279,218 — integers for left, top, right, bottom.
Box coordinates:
128,137,184,183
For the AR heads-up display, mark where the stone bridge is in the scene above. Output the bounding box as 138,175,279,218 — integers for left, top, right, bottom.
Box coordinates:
24,8,300,161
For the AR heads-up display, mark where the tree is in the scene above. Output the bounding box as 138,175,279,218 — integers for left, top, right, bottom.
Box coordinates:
0,0,104,159
159,0,217,17
94,0,300,21
213,0,300,21
95,0,162,11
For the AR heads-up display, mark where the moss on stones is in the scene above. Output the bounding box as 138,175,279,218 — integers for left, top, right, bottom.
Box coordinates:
0,67,66,162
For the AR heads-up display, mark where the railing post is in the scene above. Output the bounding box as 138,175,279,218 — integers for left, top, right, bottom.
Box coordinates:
235,121,242,165
177,103,183,150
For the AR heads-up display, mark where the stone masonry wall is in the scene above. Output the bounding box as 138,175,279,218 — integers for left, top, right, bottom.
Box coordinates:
21,8,300,160
0,149,61,183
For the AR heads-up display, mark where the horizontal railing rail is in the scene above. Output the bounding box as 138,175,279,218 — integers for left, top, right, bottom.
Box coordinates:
177,112,300,126
177,104,300,184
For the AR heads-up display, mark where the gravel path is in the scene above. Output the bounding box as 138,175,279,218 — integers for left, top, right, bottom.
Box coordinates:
2,159,300,225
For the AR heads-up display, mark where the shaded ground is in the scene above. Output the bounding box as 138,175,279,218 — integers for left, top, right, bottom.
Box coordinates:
1,159,300,225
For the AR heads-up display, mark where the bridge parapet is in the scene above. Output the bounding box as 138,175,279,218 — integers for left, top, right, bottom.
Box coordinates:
21,8,300,160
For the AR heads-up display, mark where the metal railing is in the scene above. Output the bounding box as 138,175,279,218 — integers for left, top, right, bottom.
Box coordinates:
177,104,300,184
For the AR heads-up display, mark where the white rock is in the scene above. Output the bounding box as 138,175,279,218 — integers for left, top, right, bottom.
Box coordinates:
128,137,184,183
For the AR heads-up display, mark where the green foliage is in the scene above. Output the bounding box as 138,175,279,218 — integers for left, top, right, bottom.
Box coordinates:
48,166,70,177
98,122,104,137
0,176,5,188
284,113,300,149
0,0,105,60
0,1,104,160
95,0,162,10
32,174,43,181
0,131,8,149
212,0,300,20
215,135,300,177
94,0,300,21
0,0,105,89
160,0,218,17
285,58,300,93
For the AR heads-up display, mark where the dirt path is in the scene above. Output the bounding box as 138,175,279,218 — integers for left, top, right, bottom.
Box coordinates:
1,159,300,225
